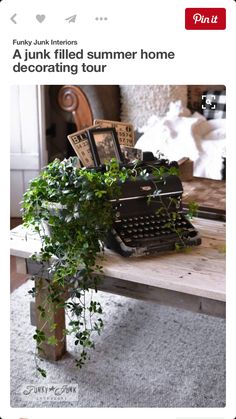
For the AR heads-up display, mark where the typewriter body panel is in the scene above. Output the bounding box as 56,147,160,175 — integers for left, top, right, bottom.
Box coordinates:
105,162,201,257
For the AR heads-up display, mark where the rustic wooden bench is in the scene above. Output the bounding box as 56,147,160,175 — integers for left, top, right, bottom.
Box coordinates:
10,218,226,361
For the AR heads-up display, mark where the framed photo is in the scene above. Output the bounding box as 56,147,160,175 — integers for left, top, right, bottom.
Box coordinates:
88,127,124,166
94,119,134,147
121,145,143,164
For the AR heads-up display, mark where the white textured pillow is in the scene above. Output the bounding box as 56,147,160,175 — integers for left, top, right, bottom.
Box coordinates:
135,114,202,162
120,85,188,129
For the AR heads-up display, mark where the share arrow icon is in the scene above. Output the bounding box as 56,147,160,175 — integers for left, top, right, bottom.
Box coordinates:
65,15,77,23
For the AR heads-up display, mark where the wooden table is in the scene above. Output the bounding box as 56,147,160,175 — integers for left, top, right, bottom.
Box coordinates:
10,218,226,361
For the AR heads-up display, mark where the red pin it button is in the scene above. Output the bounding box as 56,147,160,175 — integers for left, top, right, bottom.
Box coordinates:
185,8,226,30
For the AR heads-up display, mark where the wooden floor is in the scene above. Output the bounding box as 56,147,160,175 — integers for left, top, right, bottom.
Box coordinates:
10,218,29,292
182,178,226,211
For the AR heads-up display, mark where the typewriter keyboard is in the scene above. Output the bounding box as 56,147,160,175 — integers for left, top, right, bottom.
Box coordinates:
114,212,196,247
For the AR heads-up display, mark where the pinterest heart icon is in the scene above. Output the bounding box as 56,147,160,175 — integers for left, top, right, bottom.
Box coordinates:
36,14,46,23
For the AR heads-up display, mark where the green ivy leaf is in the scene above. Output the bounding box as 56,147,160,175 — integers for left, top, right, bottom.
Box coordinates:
37,367,47,378
47,335,58,346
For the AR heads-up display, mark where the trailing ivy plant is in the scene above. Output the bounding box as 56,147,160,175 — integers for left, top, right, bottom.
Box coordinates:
22,156,197,377
22,157,139,376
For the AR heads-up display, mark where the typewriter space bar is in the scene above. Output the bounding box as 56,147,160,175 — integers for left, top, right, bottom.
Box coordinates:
131,233,178,246
142,240,177,253
129,232,197,252
130,236,178,250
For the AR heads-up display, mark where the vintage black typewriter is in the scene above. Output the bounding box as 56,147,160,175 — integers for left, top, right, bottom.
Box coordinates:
106,153,201,257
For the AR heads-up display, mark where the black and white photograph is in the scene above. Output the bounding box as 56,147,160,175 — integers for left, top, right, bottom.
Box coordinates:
121,145,143,163
88,127,123,166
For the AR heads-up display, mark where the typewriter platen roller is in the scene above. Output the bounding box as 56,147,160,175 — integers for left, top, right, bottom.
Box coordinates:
105,156,201,257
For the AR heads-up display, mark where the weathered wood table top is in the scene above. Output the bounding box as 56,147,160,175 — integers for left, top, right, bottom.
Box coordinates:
10,218,225,304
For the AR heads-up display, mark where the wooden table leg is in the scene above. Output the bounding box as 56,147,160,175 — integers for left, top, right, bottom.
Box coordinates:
35,277,67,361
